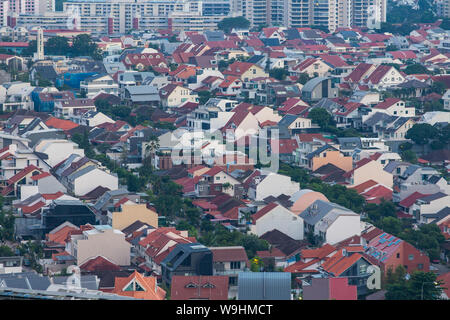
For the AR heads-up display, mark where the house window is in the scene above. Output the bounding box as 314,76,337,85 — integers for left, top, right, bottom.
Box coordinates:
408,254,414,261
397,253,400,258
359,264,367,274
230,261,241,269
418,263,423,270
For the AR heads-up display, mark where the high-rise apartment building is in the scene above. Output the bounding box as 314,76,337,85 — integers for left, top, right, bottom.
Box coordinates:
243,0,386,32
11,0,385,33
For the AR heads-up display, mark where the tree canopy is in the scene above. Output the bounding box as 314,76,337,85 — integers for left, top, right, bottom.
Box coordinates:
307,107,334,129
406,123,439,145
385,266,444,300
217,16,250,34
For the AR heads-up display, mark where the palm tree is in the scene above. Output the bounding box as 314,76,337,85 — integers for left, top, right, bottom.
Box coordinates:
144,135,160,168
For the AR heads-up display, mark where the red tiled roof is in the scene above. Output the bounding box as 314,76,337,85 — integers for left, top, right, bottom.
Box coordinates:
192,200,218,211
47,225,79,245
301,244,336,259
271,139,298,155
373,98,402,110
399,192,429,208
223,61,256,76
30,172,51,181
256,247,286,258
319,54,348,68
202,166,224,177
210,247,248,263
113,271,166,300
350,179,378,193
293,57,317,71
284,258,320,273
364,64,394,85
171,275,229,300
42,191,64,200
22,201,45,214
45,117,79,131
344,63,373,83
79,255,121,272
7,165,42,185
388,51,417,60
114,197,130,208
361,185,393,204
297,133,332,143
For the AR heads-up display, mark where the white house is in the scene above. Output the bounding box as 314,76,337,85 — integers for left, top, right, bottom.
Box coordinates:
66,165,118,196
250,202,304,240
159,84,198,108
443,89,450,111
54,99,96,118
371,98,415,117
33,139,85,167
70,111,115,127
248,172,300,201
80,74,119,98
299,200,361,245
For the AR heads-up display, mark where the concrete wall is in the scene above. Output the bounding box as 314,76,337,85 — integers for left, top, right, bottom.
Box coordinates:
73,169,118,196
311,150,353,172
112,204,158,230
352,160,393,188
253,205,304,240
325,215,361,245
76,229,131,266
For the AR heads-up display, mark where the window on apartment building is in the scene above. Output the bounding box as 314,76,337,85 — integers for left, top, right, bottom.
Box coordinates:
418,264,423,270
230,261,241,269
229,277,237,286
408,254,414,261
397,253,400,258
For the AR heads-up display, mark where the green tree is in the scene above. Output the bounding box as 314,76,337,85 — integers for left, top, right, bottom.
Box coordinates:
71,34,102,60
386,271,443,300
307,107,333,128
297,73,311,85
0,245,14,256
406,123,439,146
404,64,430,75
217,16,250,34
430,81,446,95
197,91,212,105
380,216,403,236
127,174,142,192
45,36,71,56
400,150,417,163
269,68,288,81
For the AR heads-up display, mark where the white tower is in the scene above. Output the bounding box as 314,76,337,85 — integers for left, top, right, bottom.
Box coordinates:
35,27,44,61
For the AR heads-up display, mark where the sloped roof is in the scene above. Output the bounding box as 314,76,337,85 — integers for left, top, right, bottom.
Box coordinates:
171,275,228,300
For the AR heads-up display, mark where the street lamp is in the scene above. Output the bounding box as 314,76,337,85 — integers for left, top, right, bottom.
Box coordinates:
421,281,438,300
